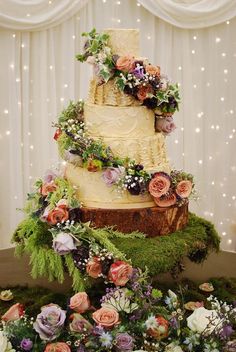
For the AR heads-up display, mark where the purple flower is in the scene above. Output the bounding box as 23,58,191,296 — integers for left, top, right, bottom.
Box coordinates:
102,167,125,186
52,232,76,255
20,338,33,351
220,324,234,339
43,169,58,183
33,304,66,341
132,66,144,79
155,116,176,135
115,333,134,351
224,340,236,352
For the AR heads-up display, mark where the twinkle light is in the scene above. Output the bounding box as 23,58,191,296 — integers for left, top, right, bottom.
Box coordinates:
228,239,232,244
193,36,197,40
10,64,14,69
191,50,195,54
209,156,213,160
30,145,34,150
49,65,53,70
195,127,200,133
220,97,225,101
201,67,205,71
64,83,68,88
215,37,221,43
211,181,215,185
197,112,204,118
230,110,234,114
23,65,28,70
28,132,31,136
72,35,76,39
224,69,228,74
102,0,106,2
226,20,230,24
232,196,236,200
216,125,220,130
137,19,141,22
116,0,121,4
198,160,203,165
223,193,226,197
49,0,52,4
178,66,182,70
206,82,210,87
21,43,25,48
221,53,226,57
16,78,20,82
26,13,31,17
193,84,197,88
6,131,11,135
229,134,233,139
222,232,227,236
182,152,185,156
211,125,215,129
174,140,179,144
137,2,141,6
181,127,184,131
4,109,8,114
12,34,16,38
60,97,65,102
117,19,121,23
147,35,151,40
14,196,18,200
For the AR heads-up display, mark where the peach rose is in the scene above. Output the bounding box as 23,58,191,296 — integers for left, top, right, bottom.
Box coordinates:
176,180,192,198
149,173,171,198
116,55,135,72
46,206,69,225
92,307,120,328
154,193,177,208
145,64,160,77
69,313,93,333
41,181,57,196
1,303,24,322
86,257,102,279
69,292,90,313
147,316,169,340
137,85,153,101
108,261,133,286
44,342,71,352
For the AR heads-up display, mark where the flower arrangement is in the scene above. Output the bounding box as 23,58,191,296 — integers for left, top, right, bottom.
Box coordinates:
76,29,181,117
1,272,236,351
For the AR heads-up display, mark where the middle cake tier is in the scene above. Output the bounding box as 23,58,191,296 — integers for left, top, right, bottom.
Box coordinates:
84,102,170,171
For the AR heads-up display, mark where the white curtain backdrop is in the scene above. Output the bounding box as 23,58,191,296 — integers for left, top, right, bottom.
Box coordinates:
0,0,236,250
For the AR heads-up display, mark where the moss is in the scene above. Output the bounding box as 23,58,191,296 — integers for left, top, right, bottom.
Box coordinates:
111,213,220,275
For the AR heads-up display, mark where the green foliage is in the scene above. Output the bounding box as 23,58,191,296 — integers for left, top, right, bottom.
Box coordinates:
57,132,74,158
110,213,220,275
47,177,80,209
64,254,86,292
156,83,181,113
57,100,84,124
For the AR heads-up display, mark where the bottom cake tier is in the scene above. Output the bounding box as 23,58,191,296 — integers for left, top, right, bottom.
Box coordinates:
79,203,189,237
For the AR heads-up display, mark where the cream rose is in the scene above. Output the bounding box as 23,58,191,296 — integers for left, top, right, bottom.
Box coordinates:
69,292,90,314
116,55,135,72
108,261,133,286
165,343,183,352
0,331,15,352
92,307,120,328
176,180,192,198
187,307,222,335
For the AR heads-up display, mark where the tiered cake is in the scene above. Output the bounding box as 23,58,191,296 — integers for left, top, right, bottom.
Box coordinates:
64,29,189,235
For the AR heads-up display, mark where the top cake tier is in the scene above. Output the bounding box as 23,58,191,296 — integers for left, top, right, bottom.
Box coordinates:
104,28,140,56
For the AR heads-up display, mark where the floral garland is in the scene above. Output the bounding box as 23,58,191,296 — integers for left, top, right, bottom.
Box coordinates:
76,28,181,133
54,100,196,207
1,276,236,351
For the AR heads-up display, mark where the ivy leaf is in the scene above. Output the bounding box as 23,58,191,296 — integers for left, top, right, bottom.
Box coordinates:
152,288,163,299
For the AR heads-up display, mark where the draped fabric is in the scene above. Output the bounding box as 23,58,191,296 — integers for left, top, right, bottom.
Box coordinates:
0,0,236,250
0,0,236,30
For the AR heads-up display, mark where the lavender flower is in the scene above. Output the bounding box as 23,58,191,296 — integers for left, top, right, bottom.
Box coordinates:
44,169,58,183
220,324,234,339
102,167,125,186
20,338,33,351
115,333,134,351
100,331,113,348
132,66,144,79
33,304,66,341
52,232,76,255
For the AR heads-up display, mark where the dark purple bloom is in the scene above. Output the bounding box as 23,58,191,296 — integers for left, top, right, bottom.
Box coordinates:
169,316,178,329
20,338,33,351
132,66,144,79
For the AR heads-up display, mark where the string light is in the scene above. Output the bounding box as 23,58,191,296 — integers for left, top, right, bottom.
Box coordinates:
178,66,182,70
30,145,34,150
215,37,221,43
21,43,25,48
72,35,76,39
10,64,14,69
6,131,11,136
226,20,230,24
137,2,141,6
26,13,31,17
201,67,205,71
224,69,228,74
174,139,179,144
230,109,234,114
195,127,200,133
198,160,203,165
49,65,53,70
147,35,151,40
193,36,197,40
221,53,226,57
64,84,68,88
4,109,8,114
117,19,121,23
16,78,20,82
220,97,225,101
193,84,197,88
191,50,195,54
137,19,140,22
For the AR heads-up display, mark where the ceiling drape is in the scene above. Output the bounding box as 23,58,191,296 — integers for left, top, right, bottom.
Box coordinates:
0,0,236,30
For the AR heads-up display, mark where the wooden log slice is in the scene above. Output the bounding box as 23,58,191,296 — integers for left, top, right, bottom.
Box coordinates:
80,203,189,237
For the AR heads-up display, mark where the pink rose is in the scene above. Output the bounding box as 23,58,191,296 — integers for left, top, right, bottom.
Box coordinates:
137,85,153,101
69,292,90,313
154,193,177,207
44,342,71,352
102,167,124,186
116,55,135,72
43,205,69,225
145,64,160,77
148,173,171,198
41,181,57,196
155,116,176,135
176,180,192,198
92,307,120,328
108,261,133,286
86,257,102,279
69,313,93,333
1,303,24,322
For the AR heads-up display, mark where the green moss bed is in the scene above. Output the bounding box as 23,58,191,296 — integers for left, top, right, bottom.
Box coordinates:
1,277,235,318
111,213,220,276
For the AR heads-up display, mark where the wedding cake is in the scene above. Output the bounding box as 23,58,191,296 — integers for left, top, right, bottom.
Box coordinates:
53,28,193,235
